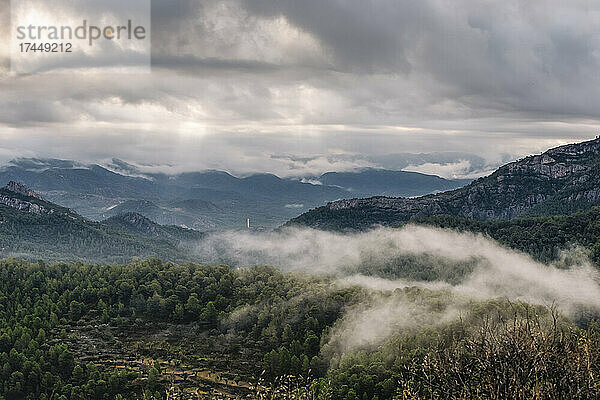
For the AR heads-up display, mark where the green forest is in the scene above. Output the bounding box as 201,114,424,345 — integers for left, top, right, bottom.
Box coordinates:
1,254,600,399
417,206,600,264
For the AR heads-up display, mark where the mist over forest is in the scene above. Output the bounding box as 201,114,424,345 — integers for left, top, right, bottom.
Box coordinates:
3,221,600,399
196,225,600,340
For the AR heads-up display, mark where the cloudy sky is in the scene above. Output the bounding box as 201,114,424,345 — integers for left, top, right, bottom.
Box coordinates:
0,0,599,178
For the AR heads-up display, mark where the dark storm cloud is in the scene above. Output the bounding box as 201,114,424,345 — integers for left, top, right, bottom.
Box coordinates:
0,0,599,177
238,0,600,118
241,0,420,73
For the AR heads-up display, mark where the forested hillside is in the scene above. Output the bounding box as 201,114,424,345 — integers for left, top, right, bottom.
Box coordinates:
1,258,599,399
0,183,203,263
0,259,362,399
416,207,600,264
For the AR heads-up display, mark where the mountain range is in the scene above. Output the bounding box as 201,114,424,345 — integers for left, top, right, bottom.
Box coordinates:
0,159,468,230
288,137,600,230
4,138,600,264
0,181,204,263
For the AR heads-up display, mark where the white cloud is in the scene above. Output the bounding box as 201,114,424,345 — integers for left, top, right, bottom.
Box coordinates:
284,203,304,209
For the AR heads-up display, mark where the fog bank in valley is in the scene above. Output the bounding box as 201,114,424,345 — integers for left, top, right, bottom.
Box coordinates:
196,225,600,351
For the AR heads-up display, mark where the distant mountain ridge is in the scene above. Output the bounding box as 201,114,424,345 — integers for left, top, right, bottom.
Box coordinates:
0,158,468,230
287,137,600,230
316,169,470,197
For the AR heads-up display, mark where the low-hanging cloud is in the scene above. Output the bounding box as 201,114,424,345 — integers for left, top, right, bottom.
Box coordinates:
196,225,600,314
323,292,462,354
198,225,600,353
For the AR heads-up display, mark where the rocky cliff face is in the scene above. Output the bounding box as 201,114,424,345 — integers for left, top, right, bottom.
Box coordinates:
4,181,46,201
0,182,73,216
288,137,600,230
0,193,54,215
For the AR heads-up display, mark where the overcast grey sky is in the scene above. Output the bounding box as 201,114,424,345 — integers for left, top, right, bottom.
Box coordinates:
0,0,599,178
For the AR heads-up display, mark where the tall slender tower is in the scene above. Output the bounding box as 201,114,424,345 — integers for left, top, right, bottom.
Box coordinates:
247,218,250,229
